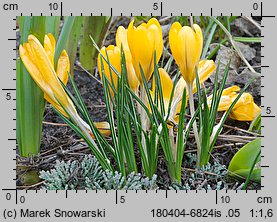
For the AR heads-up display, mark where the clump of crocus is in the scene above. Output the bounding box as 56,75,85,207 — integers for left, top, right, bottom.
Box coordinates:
207,86,261,121
19,34,111,144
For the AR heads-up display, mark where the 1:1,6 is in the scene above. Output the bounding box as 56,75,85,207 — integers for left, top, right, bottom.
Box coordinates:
250,209,273,218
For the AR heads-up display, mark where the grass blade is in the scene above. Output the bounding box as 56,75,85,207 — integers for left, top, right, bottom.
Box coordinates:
202,23,217,59
54,17,75,66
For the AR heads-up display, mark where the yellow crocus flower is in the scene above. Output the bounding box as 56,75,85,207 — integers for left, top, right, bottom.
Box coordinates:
207,86,261,121
169,22,203,84
19,34,72,117
127,18,163,83
169,22,204,158
19,34,111,138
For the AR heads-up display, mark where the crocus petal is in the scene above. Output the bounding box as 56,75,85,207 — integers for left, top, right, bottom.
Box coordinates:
178,27,197,81
153,68,173,100
192,60,216,94
44,33,56,66
169,22,182,67
124,50,139,91
213,95,234,111
98,45,121,95
147,18,163,62
151,68,173,112
222,85,240,96
116,26,130,52
174,77,186,98
94,121,111,137
115,26,140,92
20,43,67,116
56,50,70,85
207,85,241,111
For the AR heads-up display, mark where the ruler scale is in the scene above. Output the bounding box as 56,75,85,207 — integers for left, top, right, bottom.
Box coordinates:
0,0,276,221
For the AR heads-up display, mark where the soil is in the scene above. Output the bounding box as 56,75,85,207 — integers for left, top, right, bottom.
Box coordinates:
16,16,261,190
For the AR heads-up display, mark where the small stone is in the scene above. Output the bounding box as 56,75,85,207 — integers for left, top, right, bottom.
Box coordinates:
235,41,256,61
209,44,241,85
233,18,261,36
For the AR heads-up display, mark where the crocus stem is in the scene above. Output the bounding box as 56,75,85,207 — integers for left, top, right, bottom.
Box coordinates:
187,83,201,167
140,85,149,159
67,107,109,165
